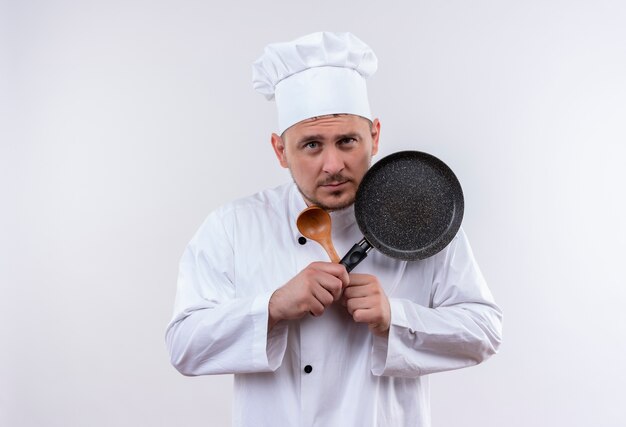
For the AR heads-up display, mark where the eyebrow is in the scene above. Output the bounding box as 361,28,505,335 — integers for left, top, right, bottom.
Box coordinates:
296,133,361,146
336,132,361,141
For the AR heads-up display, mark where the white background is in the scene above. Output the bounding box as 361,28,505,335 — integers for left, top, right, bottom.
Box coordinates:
2,0,625,426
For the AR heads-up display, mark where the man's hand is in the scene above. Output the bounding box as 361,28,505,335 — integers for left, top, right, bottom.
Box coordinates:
268,262,349,329
342,273,391,337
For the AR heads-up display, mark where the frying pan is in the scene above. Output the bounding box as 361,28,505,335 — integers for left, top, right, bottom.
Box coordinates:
339,150,464,272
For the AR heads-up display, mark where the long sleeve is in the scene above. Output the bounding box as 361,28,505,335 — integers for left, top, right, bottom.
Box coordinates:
371,229,502,377
165,209,288,376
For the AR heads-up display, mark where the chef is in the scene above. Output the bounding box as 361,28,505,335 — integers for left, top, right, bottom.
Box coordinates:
166,31,502,427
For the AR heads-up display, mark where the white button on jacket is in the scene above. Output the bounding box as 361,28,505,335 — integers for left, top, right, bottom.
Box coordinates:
166,183,502,427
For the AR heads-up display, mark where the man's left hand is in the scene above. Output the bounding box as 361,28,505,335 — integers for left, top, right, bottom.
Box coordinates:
342,273,391,337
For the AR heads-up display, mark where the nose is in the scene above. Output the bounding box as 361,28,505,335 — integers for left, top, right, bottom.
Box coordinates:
321,146,345,175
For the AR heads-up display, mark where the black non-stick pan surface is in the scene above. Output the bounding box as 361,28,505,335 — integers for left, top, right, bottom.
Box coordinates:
339,150,464,272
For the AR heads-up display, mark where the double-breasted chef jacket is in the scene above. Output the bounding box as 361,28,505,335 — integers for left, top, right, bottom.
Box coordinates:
166,182,502,427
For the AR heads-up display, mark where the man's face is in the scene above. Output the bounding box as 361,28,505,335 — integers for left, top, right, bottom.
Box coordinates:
271,114,380,211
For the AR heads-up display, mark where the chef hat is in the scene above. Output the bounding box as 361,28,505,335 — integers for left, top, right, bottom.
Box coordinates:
252,31,378,134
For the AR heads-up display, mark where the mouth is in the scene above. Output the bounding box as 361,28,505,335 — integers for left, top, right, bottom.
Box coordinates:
320,181,349,189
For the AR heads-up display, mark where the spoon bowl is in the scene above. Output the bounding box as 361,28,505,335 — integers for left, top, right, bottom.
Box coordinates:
296,206,340,263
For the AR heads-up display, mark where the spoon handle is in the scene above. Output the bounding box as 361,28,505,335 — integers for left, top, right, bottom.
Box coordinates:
321,237,341,263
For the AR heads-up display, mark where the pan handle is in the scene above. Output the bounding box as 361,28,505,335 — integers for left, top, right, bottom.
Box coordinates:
340,238,373,273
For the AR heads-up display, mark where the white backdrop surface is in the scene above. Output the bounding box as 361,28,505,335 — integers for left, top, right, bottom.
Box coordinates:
1,1,625,426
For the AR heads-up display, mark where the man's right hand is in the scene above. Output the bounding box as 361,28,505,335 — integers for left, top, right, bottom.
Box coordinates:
268,262,349,329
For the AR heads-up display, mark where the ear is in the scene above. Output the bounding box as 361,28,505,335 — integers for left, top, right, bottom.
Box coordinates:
271,133,289,168
370,119,381,156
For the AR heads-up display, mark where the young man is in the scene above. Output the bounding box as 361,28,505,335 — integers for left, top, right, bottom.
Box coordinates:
166,32,502,427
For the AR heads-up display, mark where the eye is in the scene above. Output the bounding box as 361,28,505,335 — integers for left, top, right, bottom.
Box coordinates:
339,137,357,146
305,141,319,149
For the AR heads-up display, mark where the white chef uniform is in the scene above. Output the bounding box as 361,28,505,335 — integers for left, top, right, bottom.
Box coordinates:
166,182,502,427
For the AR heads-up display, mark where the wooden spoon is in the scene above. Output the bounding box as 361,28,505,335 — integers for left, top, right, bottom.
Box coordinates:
296,206,340,263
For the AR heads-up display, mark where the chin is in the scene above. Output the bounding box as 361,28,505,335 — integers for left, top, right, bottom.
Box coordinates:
316,193,355,211
297,183,356,211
